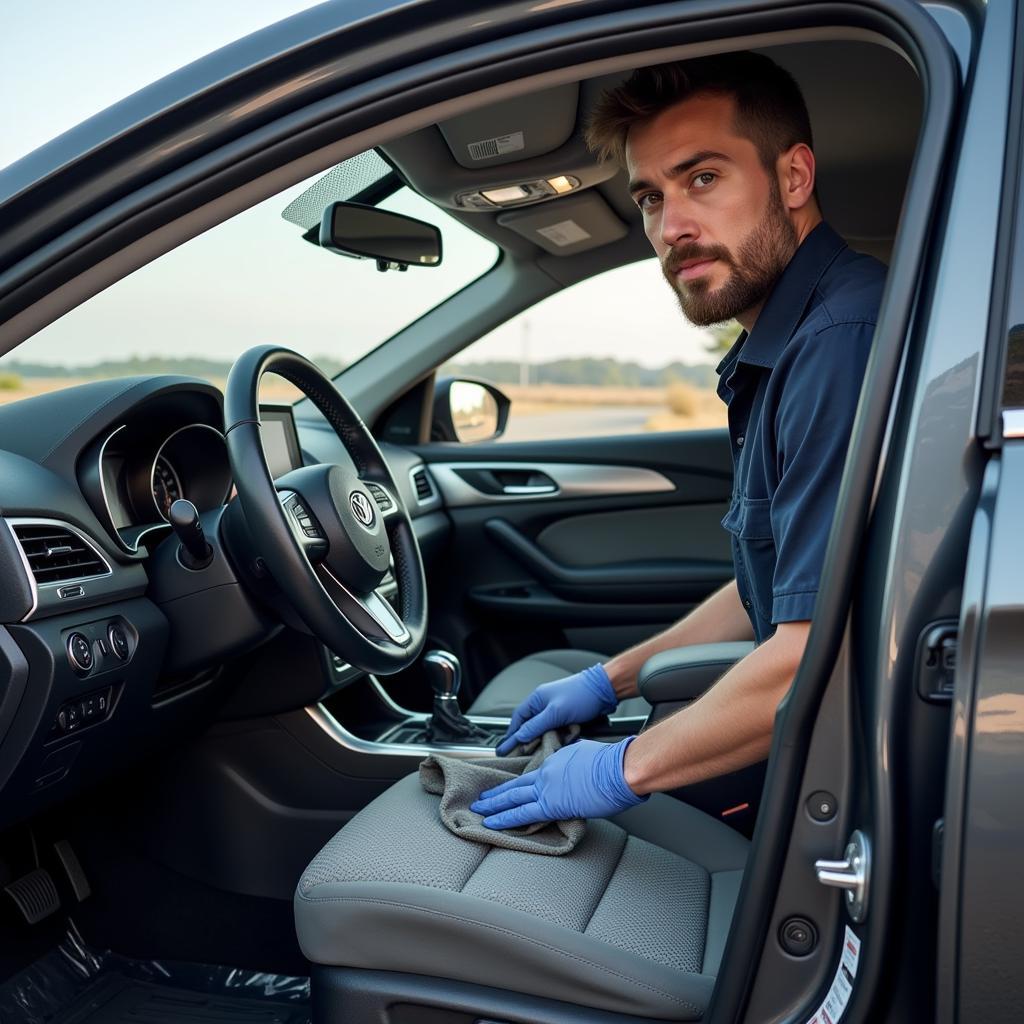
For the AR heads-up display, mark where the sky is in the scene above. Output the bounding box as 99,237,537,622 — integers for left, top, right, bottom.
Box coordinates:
0,1,718,372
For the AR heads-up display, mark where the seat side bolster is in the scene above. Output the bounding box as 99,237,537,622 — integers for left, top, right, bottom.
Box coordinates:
295,879,714,1021
702,870,744,976
613,794,749,873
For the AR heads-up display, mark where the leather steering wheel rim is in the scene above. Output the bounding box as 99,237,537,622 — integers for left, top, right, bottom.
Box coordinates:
224,344,427,675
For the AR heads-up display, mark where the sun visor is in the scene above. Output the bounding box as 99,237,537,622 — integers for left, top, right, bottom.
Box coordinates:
439,84,579,169
497,192,628,256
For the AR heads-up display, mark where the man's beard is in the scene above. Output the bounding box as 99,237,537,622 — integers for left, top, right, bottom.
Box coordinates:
662,185,798,327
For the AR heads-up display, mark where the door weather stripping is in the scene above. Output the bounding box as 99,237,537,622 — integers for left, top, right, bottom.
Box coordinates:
815,829,871,923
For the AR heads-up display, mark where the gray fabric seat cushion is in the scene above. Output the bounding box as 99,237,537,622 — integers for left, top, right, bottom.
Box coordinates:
468,648,651,719
295,773,748,1020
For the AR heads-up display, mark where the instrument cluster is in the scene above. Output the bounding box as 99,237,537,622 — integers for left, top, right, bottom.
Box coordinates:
90,421,233,553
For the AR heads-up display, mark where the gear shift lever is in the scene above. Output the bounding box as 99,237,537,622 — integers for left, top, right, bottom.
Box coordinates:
423,650,488,743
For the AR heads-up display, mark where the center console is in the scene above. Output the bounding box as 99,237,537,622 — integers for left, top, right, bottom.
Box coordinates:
311,647,645,762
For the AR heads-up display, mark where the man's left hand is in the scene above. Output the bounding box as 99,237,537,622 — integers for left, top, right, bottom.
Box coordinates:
470,737,647,830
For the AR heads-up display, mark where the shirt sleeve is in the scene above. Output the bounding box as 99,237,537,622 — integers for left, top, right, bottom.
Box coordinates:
768,321,875,623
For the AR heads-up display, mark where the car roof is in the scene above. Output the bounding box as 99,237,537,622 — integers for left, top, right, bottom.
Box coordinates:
382,38,920,272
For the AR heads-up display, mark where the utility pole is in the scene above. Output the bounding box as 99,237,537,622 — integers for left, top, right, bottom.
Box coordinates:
520,319,530,389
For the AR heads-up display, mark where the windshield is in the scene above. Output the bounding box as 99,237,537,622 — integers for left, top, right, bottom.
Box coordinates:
0,157,498,403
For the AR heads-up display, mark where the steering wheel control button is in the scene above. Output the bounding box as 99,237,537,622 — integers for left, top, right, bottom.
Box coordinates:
365,482,393,512
66,633,93,673
779,917,818,957
107,623,130,661
807,791,838,823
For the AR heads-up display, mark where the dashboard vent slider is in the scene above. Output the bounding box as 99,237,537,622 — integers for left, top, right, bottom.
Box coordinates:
12,524,109,584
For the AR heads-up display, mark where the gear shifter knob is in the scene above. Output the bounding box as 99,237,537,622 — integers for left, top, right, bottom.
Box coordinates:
422,649,487,745
423,650,461,699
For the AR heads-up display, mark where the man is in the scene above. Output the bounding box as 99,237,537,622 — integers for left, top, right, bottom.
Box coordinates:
471,52,886,828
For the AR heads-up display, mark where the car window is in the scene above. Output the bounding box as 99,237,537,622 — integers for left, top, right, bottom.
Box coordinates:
442,259,731,442
0,166,498,405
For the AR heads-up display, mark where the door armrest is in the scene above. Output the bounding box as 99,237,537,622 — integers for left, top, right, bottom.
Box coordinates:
638,642,755,704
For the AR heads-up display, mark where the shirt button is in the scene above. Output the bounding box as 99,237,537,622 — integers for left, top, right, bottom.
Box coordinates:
737,435,745,446
743,598,752,609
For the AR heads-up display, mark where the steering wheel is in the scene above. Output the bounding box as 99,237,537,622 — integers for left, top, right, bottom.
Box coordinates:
224,344,427,675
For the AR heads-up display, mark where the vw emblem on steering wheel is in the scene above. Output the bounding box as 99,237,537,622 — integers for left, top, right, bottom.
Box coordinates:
349,490,376,527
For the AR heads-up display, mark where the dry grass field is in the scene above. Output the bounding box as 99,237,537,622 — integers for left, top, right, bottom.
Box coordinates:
503,381,726,431
0,376,726,432
0,375,303,405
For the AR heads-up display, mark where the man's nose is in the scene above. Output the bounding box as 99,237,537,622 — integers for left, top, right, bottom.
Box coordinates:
659,199,700,249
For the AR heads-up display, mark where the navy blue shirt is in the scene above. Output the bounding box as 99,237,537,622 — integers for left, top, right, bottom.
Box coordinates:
716,222,886,642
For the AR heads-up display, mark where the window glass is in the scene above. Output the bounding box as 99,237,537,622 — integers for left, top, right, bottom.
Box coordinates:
443,259,731,442
0,173,498,404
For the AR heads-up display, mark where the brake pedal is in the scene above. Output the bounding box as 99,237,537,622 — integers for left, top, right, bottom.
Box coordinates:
4,867,61,924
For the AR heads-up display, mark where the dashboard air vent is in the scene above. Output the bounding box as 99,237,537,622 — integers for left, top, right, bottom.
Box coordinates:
12,524,109,585
411,467,436,504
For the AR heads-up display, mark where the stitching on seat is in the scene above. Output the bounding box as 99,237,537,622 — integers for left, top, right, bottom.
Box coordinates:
581,831,630,933
459,844,492,893
298,892,704,1013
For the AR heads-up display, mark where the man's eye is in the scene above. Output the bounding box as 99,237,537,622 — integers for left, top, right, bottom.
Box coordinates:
636,192,661,211
692,172,717,189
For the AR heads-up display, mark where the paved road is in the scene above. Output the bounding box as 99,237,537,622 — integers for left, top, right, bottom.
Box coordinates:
500,406,654,442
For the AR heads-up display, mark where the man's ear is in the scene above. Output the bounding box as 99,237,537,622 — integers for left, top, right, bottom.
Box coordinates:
777,143,816,211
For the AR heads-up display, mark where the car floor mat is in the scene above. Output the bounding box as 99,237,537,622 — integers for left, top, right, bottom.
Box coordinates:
0,920,310,1024
57,972,310,1024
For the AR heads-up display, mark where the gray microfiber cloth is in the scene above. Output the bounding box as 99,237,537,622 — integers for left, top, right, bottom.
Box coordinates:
419,727,584,855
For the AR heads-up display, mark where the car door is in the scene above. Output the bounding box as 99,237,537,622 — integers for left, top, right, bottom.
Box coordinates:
935,50,1024,1022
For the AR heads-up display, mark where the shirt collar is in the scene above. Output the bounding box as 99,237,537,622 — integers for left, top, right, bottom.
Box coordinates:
718,222,847,373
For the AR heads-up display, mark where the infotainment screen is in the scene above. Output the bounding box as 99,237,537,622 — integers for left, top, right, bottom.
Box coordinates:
259,405,303,478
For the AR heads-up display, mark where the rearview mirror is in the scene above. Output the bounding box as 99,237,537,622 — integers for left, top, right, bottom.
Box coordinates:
319,201,442,271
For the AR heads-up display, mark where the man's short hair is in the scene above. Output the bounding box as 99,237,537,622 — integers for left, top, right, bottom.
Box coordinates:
585,51,813,171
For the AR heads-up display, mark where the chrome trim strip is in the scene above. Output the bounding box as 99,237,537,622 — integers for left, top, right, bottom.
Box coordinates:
5,517,114,622
3,518,38,621
96,423,130,547
1003,408,1024,439
319,562,411,645
305,702,507,759
428,462,675,506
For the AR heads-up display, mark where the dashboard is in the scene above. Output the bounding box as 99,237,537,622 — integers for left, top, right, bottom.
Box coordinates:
0,374,444,830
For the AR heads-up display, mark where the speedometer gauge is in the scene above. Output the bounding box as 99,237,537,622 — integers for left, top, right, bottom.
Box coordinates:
152,455,183,519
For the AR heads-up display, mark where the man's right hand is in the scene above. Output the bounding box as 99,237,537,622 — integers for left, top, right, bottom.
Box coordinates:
495,664,618,755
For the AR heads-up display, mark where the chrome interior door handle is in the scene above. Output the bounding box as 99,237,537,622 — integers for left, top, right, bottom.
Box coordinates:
501,483,557,495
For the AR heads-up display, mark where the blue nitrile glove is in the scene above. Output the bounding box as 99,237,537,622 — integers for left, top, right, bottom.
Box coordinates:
471,736,647,829
495,664,618,756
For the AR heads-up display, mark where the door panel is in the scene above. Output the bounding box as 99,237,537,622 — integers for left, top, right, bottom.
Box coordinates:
410,429,734,703
535,504,732,566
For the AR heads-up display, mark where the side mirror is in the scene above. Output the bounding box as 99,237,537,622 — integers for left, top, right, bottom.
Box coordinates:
432,378,510,443
319,201,442,271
